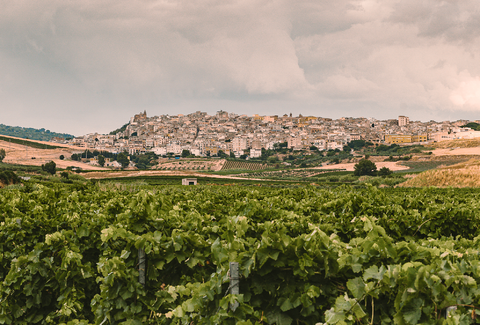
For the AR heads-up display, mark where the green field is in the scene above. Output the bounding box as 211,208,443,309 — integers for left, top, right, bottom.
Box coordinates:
1,183,480,324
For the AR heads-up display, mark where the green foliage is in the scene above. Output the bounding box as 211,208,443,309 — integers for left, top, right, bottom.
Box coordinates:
0,124,74,141
97,154,105,167
181,149,191,158
41,161,56,175
117,152,130,169
0,148,5,162
129,152,157,170
461,122,480,131
3,186,480,324
347,140,367,150
0,170,19,186
109,123,129,135
354,159,377,176
378,166,393,177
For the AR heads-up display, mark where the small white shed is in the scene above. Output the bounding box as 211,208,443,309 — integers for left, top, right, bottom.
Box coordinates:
182,178,197,185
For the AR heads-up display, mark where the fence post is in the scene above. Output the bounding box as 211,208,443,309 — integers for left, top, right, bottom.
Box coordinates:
138,248,146,287
229,262,239,311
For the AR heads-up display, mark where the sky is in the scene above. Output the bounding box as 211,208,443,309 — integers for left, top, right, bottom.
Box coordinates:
1,0,480,136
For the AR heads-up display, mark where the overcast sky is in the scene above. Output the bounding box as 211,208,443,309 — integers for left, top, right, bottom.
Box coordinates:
1,0,480,135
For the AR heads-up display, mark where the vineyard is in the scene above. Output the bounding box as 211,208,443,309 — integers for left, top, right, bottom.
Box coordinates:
221,160,269,171
235,169,347,179
2,184,480,324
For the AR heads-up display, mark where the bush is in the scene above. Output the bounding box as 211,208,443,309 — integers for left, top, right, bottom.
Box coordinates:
353,159,377,176
0,171,20,186
41,161,56,175
378,167,393,177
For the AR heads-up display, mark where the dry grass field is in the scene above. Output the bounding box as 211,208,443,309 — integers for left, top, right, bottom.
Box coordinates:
399,158,480,187
0,139,107,171
314,161,410,172
431,138,480,149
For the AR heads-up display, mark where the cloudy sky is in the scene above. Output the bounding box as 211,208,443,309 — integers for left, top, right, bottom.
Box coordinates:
1,0,480,135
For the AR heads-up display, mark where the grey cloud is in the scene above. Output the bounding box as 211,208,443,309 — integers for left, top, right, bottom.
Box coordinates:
388,0,480,42
1,0,480,135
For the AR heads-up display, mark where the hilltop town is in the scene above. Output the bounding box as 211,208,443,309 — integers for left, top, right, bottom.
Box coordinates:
66,111,479,158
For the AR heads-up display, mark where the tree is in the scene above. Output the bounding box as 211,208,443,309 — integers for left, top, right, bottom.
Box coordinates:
0,148,5,162
97,155,105,167
42,161,56,175
59,155,64,160
378,166,393,177
348,140,366,150
353,159,377,176
135,156,149,170
267,156,279,164
117,152,130,169
181,150,191,158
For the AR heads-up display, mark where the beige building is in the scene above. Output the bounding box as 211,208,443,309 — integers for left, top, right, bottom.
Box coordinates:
288,137,303,150
232,137,248,152
398,116,410,126
411,134,428,143
384,134,412,144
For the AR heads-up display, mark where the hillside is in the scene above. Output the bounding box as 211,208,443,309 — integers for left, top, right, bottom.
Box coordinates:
0,136,105,171
399,158,480,187
431,138,480,149
0,124,74,141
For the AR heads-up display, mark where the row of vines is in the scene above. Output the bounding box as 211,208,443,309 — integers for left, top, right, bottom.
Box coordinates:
1,184,480,324
221,161,268,171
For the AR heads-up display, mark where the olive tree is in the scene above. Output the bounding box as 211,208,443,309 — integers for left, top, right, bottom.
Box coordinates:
353,159,377,176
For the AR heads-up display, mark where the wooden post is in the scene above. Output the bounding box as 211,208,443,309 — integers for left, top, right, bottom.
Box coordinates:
138,248,146,287
229,262,239,311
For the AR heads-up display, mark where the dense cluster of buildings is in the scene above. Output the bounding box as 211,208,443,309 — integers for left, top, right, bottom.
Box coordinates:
67,111,480,158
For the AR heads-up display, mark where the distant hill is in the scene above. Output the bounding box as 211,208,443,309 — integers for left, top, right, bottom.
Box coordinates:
0,124,74,141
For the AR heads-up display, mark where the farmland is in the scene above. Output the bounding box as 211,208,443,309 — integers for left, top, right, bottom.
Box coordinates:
1,183,480,324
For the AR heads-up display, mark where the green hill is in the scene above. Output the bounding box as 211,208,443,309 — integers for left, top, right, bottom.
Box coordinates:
0,124,74,141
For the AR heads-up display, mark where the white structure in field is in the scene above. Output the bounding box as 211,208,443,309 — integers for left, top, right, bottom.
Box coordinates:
182,178,197,185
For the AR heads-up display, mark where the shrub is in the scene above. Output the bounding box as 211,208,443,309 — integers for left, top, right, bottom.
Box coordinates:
353,159,377,176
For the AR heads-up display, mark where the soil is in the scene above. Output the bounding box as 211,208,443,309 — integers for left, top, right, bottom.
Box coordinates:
314,161,410,172
0,139,108,171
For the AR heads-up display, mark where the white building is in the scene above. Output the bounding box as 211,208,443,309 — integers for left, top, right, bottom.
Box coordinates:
232,137,248,152
250,148,262,158
398,116,410,126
